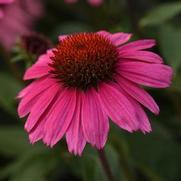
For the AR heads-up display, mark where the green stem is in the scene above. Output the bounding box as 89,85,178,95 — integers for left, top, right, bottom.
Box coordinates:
98,149,114,181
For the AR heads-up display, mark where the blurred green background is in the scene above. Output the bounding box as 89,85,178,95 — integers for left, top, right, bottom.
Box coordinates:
0,0,181,180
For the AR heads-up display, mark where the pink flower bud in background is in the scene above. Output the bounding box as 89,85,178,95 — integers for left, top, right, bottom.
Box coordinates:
0,0,43,51
64,0,103,6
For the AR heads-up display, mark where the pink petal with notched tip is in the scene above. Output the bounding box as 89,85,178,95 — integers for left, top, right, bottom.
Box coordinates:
97,31,132,46
24,50,52,80
29,90,64,145
50,90,77,147
97,83,138,132
113,84,151,133
109,33,132,46
118,61,173,88
17,76,54,98
24,84,60,132
116,76,159,114
18,94,40,118
126,95,151,133
29,119,44,144
29,88,62,144
18,77,55,117
17,79,38,99
42,88,76,147
82,88,109,149
66,92,86,155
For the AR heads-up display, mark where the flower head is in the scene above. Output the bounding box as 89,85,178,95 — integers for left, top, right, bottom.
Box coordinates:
0,0,43,50
17,31,173,155
50,33,118,90
64,0,103,7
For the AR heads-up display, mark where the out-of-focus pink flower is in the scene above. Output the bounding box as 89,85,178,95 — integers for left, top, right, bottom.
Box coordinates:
17,31,173,155
20,33,52,57
0,0,43,50
64,0,103,6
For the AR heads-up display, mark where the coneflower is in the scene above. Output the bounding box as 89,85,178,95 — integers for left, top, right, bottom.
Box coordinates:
17,31,173,155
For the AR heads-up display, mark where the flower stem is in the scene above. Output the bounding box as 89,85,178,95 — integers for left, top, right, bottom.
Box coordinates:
98,149,114,181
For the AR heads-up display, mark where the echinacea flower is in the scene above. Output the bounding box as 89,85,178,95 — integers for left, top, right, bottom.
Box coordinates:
0,0,43,50
64,0,103,7
17,31,173,155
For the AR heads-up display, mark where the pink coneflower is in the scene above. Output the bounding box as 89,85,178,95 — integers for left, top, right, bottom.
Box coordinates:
17,31,173,155
0,0,43,50
64,0,103,6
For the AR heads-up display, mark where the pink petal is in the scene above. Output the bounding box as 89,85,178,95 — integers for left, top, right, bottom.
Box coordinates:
0,0,14,4
127,96,151,133
58,35,68,41
24,65,49,80
119,61,173,88
42,88,76,147
97,30,110,38
82,88,109,149
98,83,138,132
18,94,39,118
50,90,77,147
119,51,163,63
109,33,132,46
0,10,4,18
66,92,86,155
18,77,56,117
119,39,156,52
17,76,54,98
117,76,159,114
17,79,38,99
97,30,132,46
47,49,55,57
29,118,44,144
28,89,61,144
24,84,61,132
24,51,52,80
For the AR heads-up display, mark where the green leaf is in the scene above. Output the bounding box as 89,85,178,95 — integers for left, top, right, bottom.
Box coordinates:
0,147,58,181
10,162,45,181
0,126,42,156
136,163,163,181
0,73,22,115
124,122,181,181
158,24,181,71
140,2,181,27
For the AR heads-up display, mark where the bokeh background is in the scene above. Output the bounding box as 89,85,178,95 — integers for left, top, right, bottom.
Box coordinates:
0,0,181,180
